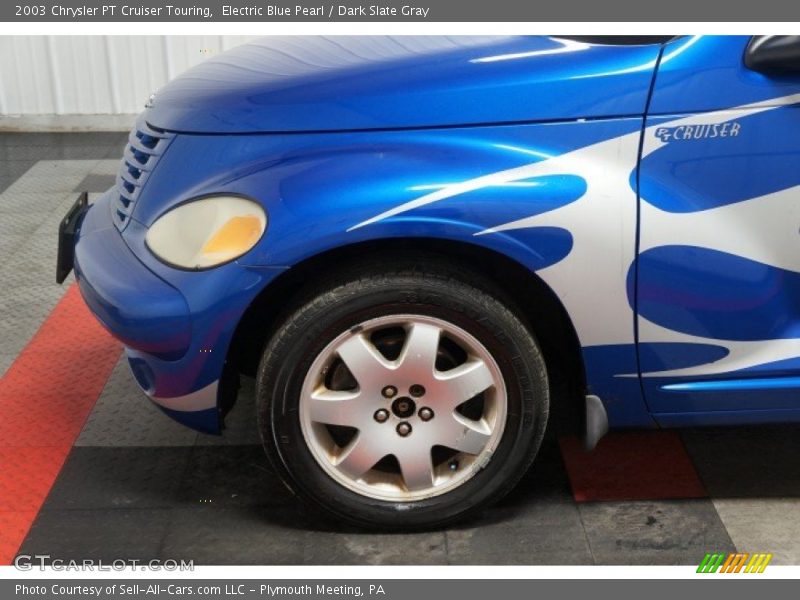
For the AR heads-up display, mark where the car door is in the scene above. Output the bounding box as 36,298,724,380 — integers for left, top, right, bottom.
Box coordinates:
637,35,800,424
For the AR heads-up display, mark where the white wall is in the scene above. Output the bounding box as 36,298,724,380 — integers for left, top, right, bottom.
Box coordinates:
0,36,257,117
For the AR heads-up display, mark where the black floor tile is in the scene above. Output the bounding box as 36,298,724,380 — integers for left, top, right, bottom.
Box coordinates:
20,509,172,562
43,447,192,510
682,425,800,499
578,499,735,565
74,174,117,193
177,445,293,508
160,506,308,565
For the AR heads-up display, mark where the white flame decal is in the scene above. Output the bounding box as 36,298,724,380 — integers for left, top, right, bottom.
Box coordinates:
350,93,800,378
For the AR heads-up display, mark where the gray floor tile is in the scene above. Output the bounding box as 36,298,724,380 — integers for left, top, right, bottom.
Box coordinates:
305,530,448,565
74,173,116,193
445,440,592,564
0,284,66,355
447,499,591,564
160,506,308,565
0,178,74,355
0,145,119,162
712,498,800,565
89,158,122,177
0,351,16,377
1,195,81,285
0,132,128,147
2,160,101,194
76,357,199,447
578,499,735,565
0,191,75,214
105,145,126,159
684,426,800,566
0,210,52,237
0,161,36,193
0,232,26,263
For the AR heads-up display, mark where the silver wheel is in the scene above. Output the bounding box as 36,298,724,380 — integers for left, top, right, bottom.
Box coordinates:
299,314,508,502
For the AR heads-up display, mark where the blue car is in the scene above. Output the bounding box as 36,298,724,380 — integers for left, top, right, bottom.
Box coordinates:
57,35,800,528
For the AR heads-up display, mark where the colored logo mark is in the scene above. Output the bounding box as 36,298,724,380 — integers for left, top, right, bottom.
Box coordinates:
697,552,773,573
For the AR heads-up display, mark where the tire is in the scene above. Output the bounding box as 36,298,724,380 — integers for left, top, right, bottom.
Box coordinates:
256,258,549,530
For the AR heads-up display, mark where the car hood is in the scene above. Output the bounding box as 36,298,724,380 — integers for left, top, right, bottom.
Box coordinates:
144,36,664,134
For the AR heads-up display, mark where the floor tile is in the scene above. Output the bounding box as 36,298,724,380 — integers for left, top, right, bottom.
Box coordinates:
0,232,25,259
177,445,291,509
0,285,69,356
578,499,735,565
682,425,800,498
560,431,706,502
446,500,591,564
0,162,35,193
74,174,116,193
160,506,308,565
76,357,198,447
0,510,38,565
3,160,101,194
0,132,127,148
305,530,448,565
0,191,75,214
42,447,192,510
20,509,171,562
0,447,69,512
0,145,118,162
445,440,592,564
711,498,800,565
0,352,16,378
0,210,52,237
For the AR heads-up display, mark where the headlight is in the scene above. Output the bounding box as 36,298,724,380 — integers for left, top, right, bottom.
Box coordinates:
146,196,267,269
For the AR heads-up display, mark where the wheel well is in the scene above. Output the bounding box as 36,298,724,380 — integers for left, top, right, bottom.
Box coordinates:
226,238,587,434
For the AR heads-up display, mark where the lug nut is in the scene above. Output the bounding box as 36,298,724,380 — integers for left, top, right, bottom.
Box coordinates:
374,409,390,423
396,422,412,437
418,407,434,421
409,384,426,397
382,385,398,398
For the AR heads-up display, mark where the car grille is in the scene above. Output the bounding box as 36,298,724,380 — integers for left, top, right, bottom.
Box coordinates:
113,116,175,231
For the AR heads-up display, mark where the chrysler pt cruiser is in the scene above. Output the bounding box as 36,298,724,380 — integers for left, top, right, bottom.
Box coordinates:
58,35,800,528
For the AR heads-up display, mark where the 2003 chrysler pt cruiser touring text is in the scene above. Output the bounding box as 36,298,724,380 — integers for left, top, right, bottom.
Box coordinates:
56,35,800,528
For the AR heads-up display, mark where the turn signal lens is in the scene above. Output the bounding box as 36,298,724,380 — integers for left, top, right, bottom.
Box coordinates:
146,196,267,269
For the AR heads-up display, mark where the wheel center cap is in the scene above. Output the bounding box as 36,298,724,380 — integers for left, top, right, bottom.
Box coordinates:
391,396,416,418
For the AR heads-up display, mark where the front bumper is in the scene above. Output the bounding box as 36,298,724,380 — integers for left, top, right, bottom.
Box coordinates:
71,190,283,433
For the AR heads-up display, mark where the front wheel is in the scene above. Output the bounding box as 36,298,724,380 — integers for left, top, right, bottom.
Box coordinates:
256,261,549,529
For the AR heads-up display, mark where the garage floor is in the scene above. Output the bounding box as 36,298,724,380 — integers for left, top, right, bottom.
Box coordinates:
2,132,800,566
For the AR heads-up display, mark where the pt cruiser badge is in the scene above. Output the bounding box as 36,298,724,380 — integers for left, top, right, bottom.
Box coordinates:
655,121,742,142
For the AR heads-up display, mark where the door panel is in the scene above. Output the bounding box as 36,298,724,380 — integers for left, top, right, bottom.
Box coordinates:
638,36,800,415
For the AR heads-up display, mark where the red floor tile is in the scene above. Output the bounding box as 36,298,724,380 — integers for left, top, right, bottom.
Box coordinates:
0,284,121,564
0,510,39,565
559,431,707,502
0,447,69,512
